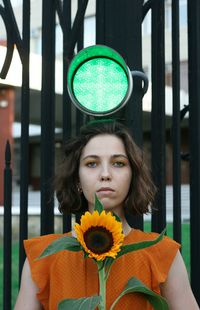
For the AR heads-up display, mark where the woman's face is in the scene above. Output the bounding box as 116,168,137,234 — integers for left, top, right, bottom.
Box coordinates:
79,134,132,215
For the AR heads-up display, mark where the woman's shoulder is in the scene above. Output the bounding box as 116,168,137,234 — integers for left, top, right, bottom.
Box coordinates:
126,229,181,285
26,232,71,242
125,228,180,257
126,228,179,244
24,232,71,260
25,232,71,243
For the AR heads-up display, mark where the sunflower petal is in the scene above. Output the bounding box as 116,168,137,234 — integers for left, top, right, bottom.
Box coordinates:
74,209,125,261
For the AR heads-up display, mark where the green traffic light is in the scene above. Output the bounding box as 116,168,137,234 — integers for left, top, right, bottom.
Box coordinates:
67,45,133,116
73,57,128,113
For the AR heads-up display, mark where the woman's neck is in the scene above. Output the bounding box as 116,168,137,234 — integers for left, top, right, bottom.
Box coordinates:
120,216,132,236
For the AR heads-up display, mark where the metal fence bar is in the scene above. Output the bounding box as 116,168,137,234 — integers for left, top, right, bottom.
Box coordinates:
62,0,72,232
124,0,144,230
3,141,12,310
96,0,105,45
40,0,56,235
62,0,72,141
1,0,31,282
76,0,85,134
19,0,30,278
187,0,200,305
171,0,181,244
1,0,200,306
61,0,89,229
151,0,166,233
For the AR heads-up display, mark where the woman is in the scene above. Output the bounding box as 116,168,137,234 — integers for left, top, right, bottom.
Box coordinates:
14,120,199,309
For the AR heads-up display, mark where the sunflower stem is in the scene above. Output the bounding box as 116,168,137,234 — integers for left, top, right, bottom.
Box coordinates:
104,261,114,281
98,264,106,310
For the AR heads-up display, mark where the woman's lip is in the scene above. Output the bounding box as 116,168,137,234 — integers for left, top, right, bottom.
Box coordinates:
97,188,114,192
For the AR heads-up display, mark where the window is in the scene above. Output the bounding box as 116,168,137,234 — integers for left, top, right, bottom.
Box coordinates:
179,0,187,27
84,16,96,47
142,11,151,36
31,28,41,54
10,0,22,7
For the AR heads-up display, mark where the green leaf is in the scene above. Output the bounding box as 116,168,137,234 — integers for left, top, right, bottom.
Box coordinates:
97,260,104,272
58,296,101,310
112,212,121,222
104,256,115,269
110,277,169,310
36,236,81,260
83,250,89,259
104,257,115,281
116,228,166,259
94,194,104,213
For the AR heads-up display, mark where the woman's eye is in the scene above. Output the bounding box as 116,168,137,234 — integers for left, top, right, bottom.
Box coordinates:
86,162,97,168
113,161,125,167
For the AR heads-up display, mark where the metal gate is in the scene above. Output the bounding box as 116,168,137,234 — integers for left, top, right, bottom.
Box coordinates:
1,0,200,308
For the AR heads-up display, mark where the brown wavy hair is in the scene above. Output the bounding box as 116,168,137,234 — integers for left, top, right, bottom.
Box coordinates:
55,119,156,215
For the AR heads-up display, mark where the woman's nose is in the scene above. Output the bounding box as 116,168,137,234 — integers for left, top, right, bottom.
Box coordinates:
100,175,111,181
100,165,111,181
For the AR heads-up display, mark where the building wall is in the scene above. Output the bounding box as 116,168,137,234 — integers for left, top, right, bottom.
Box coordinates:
0,87,15,205
0,1,190,192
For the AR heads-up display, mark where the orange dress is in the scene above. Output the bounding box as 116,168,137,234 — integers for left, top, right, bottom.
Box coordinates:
24,229,180,310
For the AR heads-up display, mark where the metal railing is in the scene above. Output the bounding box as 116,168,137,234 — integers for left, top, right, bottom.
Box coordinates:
1,0,200,307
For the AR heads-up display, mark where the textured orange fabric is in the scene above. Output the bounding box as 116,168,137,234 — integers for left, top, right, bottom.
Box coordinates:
24,229,180,310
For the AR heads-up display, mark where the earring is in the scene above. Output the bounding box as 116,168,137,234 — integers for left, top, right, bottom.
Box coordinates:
77,183,83,194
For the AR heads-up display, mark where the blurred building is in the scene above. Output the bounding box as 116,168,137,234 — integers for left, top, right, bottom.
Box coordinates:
0,0,189,200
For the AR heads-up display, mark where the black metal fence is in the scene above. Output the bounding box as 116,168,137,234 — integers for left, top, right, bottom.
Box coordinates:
1,0,200,308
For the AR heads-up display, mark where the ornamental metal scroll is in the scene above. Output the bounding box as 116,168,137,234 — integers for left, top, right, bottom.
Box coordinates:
0,0,25,79
0,0,89,78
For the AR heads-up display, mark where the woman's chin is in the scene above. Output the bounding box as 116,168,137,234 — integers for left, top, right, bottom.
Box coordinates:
97,197,113,208
99,199,120,213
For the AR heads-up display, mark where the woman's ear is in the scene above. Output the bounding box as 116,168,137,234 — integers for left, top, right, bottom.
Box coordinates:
77,182,83,194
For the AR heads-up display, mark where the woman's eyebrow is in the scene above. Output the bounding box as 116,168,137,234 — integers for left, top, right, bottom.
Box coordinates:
111,154,128,159
81,155,99,161
81,154,128,161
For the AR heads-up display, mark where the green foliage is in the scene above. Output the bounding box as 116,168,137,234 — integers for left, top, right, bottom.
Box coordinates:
58,296,101,310
0,242,19,309
94,195,121,223
103,229,166,285
37,236,81,260
117,228,166,259
110,277,169,310
94,194,104,213
112,212,121,223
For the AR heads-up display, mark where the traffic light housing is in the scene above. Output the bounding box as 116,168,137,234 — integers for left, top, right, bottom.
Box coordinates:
67,45,133,116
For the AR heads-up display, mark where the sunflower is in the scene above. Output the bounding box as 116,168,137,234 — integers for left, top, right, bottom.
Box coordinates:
74,210,124,261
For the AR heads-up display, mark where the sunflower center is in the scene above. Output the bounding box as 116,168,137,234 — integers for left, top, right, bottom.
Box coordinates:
84,226,114,254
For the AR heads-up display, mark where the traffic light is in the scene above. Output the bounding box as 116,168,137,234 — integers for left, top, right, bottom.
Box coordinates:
67,45,133,116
